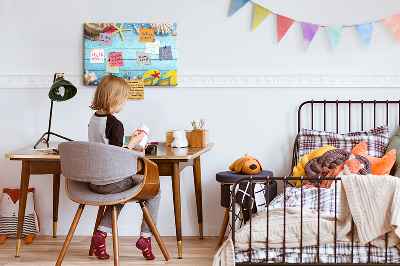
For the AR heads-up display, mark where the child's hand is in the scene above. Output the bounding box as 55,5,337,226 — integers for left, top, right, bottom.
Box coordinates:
126,131,145,150
133,143,148,152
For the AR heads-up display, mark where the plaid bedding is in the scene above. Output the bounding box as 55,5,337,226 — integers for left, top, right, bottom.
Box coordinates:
236,242,400,263
235,186,400,263
296,125,390,164
268,186,341,216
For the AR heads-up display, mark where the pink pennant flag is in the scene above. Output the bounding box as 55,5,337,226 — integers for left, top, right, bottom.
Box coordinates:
277,15,295,43
383,14,400,44
301,22,320,52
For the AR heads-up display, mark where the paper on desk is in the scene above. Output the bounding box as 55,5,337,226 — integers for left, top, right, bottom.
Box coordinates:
27,147,59,154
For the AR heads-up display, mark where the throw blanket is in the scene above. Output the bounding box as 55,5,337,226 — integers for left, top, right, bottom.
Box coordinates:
213,174,400,266
339,174,400,249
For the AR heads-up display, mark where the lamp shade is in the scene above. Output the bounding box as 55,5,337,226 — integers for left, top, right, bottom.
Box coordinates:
48,76,77,102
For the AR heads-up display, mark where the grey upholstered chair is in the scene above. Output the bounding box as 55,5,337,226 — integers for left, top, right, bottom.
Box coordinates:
55,141,169,266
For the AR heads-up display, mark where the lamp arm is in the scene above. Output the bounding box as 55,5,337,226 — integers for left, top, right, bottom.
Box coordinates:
45,73,57,143
34,132,73,149
46,100,54,143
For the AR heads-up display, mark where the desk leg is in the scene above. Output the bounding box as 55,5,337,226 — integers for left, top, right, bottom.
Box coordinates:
16,161,31,257
171,162,182,259
193,157,203,239
53,174,60,238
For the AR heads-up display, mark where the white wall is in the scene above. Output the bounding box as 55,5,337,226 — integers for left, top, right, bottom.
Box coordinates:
0,0,400,236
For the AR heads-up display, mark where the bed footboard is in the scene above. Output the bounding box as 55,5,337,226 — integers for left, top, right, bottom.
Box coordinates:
231,175,396,265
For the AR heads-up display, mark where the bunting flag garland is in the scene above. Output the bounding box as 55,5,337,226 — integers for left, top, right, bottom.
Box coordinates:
301,22,319,52
383,14,400,44
229,0,400,52
326,26,345,52
277,15,295,43
230,0,250,17
354,22,374,49
253,4,271,31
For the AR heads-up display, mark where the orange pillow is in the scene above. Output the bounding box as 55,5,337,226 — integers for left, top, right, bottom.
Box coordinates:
351,140,396,175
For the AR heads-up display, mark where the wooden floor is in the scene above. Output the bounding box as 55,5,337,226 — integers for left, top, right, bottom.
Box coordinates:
0,236,223,265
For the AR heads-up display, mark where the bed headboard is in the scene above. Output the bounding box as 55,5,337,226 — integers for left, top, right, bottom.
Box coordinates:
298,100,400,133
292,100,400,169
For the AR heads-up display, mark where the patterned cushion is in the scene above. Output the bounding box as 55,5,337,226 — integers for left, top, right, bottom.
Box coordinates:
296,125,390,164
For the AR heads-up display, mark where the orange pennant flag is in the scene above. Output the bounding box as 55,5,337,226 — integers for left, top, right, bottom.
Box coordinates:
277,15,295,43
383,14,400,44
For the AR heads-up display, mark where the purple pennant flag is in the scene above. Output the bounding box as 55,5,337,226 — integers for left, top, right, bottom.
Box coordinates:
301,22,320,52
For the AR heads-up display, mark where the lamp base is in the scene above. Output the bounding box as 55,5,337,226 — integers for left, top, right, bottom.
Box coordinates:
33,132,73,149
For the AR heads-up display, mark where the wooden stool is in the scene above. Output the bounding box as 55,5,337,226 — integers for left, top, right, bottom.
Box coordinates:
216,170,276,245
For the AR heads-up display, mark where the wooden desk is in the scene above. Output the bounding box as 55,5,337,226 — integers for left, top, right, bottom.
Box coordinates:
5,142,213,259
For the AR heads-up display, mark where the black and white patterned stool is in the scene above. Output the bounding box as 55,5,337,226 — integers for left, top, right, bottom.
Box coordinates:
216,170,276,245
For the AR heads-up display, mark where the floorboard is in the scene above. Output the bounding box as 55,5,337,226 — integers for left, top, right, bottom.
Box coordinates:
0,235,223,265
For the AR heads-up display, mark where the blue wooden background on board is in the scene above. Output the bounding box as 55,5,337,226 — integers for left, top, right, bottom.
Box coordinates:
84,23,178,86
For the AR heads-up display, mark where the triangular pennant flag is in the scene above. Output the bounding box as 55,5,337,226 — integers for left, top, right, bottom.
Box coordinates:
354,22,374,49
252,4,271,31
301,22,319,52
326,25,345,52
383,14,400,44
230,0,250,17
277,15,295,43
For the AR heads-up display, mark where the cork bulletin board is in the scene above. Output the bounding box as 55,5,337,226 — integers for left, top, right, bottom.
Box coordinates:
83,23,178,87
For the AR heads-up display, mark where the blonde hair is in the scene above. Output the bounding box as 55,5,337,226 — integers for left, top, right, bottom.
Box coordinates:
90,75,130,114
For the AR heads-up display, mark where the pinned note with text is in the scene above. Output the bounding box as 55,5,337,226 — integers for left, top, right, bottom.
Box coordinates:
90,49,104,63
137,52,151,65
99,33,112,46
108,52,124,67
159,46,173,60
145,41,160,54
126,79,144,100
140,28,155,42
106,63,119,74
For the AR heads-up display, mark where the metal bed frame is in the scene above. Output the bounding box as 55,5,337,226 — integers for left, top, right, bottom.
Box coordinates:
232,100,400,265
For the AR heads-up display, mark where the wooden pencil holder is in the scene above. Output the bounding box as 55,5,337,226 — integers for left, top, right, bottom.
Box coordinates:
190,130,209,148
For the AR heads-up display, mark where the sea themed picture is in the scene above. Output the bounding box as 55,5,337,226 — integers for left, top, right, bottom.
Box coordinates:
84,23,178,87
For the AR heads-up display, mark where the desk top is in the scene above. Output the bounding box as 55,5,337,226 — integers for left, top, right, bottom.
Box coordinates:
5,142,214,161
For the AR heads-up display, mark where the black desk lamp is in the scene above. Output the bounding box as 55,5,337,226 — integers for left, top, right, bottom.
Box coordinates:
34,73,77,149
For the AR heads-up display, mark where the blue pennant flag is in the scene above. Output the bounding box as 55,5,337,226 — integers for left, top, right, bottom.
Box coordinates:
354,22,374,49
230,0,250,17
326,26,345,53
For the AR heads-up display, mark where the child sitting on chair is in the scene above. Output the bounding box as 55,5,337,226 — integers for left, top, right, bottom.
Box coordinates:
88,75,161,260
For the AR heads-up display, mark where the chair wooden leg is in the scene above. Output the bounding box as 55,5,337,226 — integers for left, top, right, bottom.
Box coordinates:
56,204,85,266
218,208,230,245
139,201,170,261
111,205,119,266
89,206,105,256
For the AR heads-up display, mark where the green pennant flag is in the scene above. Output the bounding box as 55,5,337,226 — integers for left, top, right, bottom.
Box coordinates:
326,26,345,53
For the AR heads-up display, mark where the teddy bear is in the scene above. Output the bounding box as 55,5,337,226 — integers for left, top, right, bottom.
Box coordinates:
0,188,39,244
171,130,188,148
